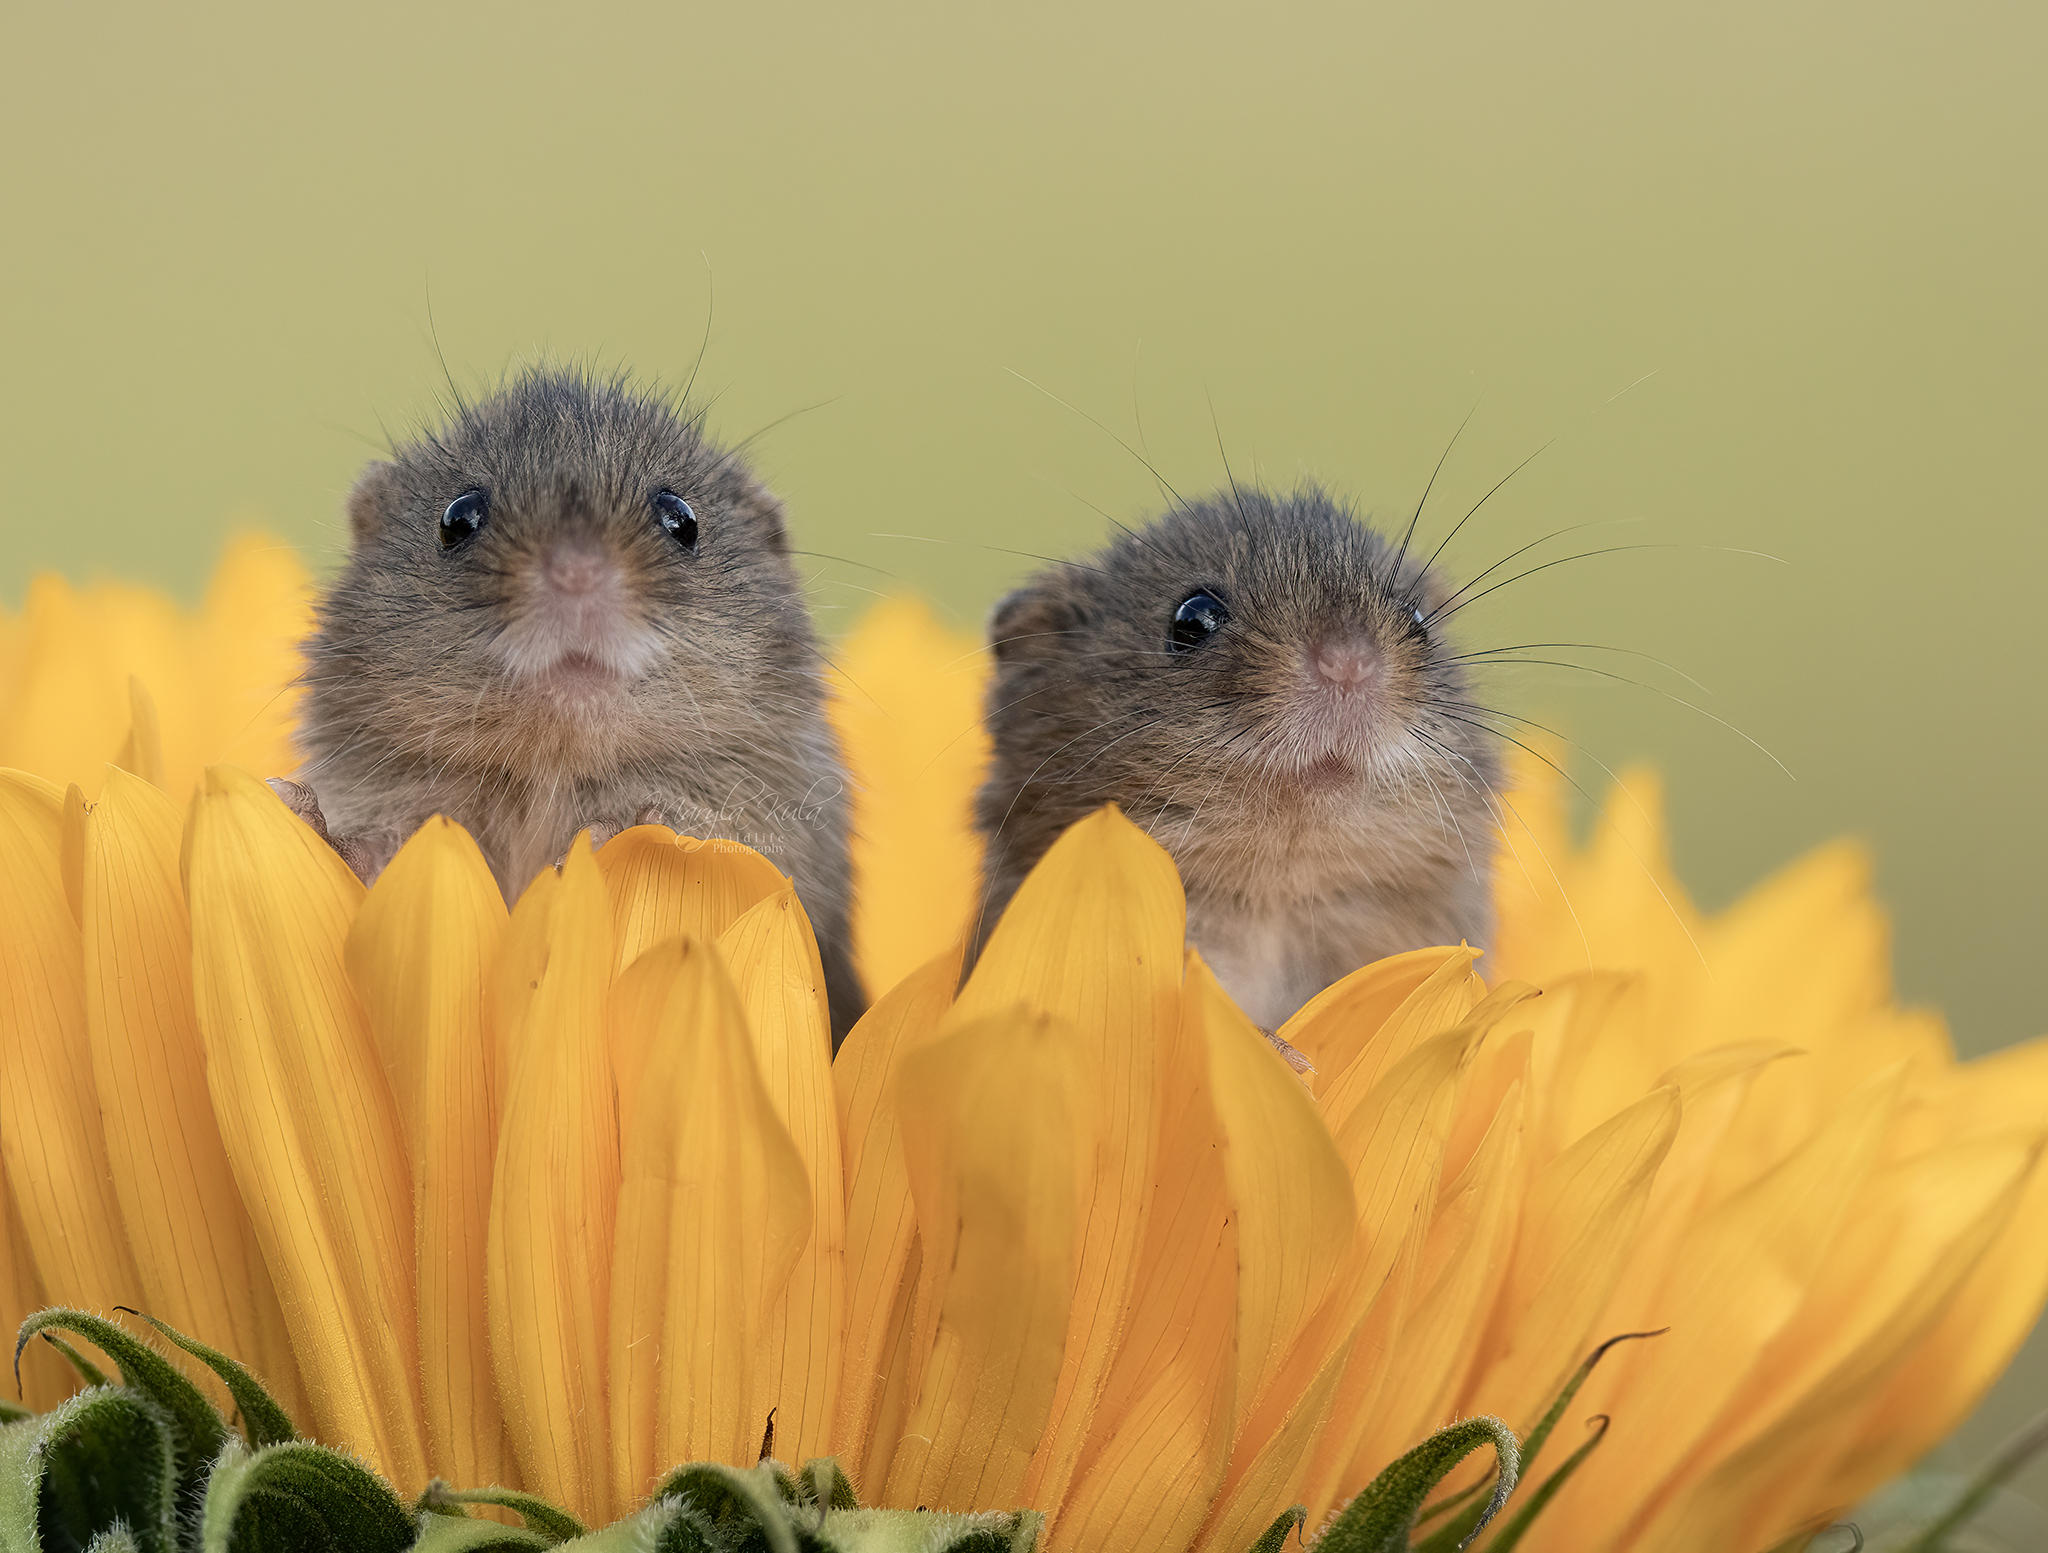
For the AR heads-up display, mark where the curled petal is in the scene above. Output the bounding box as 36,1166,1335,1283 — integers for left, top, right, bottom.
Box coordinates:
596,825,785,975
833,947,961,1484
346,815,513,1490
951,805,1185,1515
827,599,990,995
0,770,142,1374
608,933,811,1499
487,839,618,1522
885,1006,1094,1511
187,764,426,1488
84,767,303,1418
717,888,846,1463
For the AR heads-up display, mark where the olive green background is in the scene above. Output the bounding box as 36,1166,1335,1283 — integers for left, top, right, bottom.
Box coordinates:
5,0,2043,1505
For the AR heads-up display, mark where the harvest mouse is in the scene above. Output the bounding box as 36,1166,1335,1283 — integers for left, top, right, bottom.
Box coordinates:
973,483,1500,1031
285,367,866,1042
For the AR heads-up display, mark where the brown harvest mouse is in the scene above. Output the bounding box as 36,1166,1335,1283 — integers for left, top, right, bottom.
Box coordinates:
285,366,865,1041
974,483,1501,1032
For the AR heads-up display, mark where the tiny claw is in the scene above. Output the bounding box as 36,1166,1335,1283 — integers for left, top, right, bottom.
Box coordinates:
266,777,331,840
1264,1029,1316,1076
265,777,381,885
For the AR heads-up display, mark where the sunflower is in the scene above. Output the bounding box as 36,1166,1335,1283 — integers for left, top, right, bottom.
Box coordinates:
1,540,2044,1553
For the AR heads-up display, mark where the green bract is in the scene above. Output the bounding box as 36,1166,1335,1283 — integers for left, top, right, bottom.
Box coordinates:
27,1309,2026,1553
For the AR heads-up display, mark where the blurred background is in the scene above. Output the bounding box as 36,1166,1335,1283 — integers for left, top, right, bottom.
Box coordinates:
4,0,2042,1497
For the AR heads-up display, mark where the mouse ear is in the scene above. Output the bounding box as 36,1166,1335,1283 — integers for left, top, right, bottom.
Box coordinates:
345,461,400,546
988,586,1079,661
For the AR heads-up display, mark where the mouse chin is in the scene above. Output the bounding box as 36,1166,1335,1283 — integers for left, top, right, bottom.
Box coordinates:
530,652,637,708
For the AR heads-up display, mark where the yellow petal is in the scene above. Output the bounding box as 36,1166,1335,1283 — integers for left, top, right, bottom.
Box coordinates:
1222,1012,1491,1522
487,838,619,1522
1549,1064,1902,1552
1187,957,1356,1441
1057,958,1255,1553
1832,1125,2048,1492
192,534,313,792
0,1147,75,1411
596,825,787,975
884,1007,1093,1511
1189,1331,1354,1553
1281,995,1533,1526
345,815,514,1490
1645,1129,2044,1553
492,864,561,1122
828,598,990,996
1461,1084,1679,1432
187,763,426,1487
115,676,169,791
833,947,962,1484
1277,945,1477,1093
60,782,87,926
2,579,172,793
607,934,812,1501
1593,1041,1798,1337
82,767,304,1417
1334,1072,1527,1505
1304,947,1485,1136
0,770,143,1355
716,888,845,1463
949,804,1185,1514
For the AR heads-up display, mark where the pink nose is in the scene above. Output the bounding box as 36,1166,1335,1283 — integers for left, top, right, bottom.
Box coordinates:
1312,636,1378,688
541,539,612,597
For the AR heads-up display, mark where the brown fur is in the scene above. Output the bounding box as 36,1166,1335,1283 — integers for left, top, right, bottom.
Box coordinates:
296,367,864,1042
973,484,1501,1029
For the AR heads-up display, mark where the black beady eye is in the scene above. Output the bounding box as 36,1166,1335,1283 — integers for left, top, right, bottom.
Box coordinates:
1169,589,1230,652
654,490,698,550
1411,604,1428,630
439,489,488,550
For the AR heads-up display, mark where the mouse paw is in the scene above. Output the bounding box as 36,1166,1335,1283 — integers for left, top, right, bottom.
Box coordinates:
1261,1028,1316,1079
266,778,383,886
633,803,673,829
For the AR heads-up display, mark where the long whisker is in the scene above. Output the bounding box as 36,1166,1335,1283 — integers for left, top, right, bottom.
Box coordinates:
1429,541,1787,628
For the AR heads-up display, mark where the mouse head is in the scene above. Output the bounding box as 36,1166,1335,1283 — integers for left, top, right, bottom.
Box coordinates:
982,485,1500,826
310,367,814,776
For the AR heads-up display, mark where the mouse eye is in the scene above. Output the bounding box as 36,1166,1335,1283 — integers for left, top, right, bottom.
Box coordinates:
654,491,698,550
1410,604,1428,631
439,490,488,550
1169,589,1230,652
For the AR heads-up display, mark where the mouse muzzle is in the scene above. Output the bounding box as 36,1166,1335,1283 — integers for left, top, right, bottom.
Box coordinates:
491,529,664,697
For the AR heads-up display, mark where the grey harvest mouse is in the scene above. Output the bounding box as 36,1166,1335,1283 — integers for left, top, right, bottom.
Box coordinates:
284,367,865,1043
973,484,1501,1031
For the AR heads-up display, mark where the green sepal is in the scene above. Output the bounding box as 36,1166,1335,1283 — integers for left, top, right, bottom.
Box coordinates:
1414,1328,1663,1550
84,1529,146,1553
810,1509,1041,1553
0,1385,180,1553
1480,1415,1611,1552
650,1462,801,1553
0,1400,29,1425
40,1333,112,1390
17,1308,232,1523
418,1482,588,1544
1244,1504,1305,1553
1513,1330,1661,1480
797,1460,859,1514
408,1514,556,1552
1320,1415,1518,1553
116,1307,298,1447
198,1437,415,1553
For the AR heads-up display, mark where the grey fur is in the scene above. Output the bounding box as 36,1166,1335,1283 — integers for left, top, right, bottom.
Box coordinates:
973,484,1501,1030
296,367,864,1042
